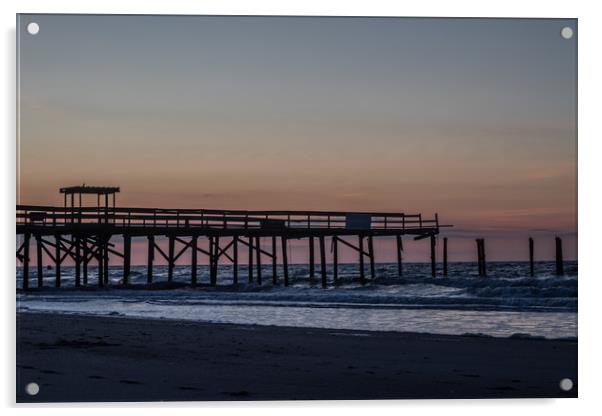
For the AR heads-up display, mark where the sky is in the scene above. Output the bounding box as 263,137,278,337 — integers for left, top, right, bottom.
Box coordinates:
17,15,577,263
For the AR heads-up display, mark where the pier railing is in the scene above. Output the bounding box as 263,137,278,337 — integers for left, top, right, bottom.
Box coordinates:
16,205,439,232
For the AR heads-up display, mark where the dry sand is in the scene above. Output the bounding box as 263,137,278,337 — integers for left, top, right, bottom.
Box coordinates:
16,312,577,402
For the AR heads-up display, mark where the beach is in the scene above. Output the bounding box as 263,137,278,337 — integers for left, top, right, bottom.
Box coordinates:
16,312,577,402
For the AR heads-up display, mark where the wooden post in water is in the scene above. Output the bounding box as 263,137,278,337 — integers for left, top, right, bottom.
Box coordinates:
396,235,403,277
332,237,339,284
319,235,327,288
75,235,81,287
281,236,289,286
309,236,315,278
22,233,30,290
443,237,448,276
481,239,487,277
147,235,154,284
359,235,366,285
123,234,131,286
55,234,61,288
429,235,437,277
36,235,43,288
272,236,278,285
191,235,198,287
476,239,482,276
529,237,534,277
248,236,253,283
168,235,175,282
368,236,375,280
555,236,564,275
256,237,262,285
232,236,238,285
476,238,487,277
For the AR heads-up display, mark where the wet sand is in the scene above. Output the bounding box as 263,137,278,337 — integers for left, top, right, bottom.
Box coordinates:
16,312,577,402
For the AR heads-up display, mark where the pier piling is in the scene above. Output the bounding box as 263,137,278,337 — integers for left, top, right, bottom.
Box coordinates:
476,238,487,277
55,234,61,288
272,236,278,285
332,237,339,284
555,236,564,275
211,237,220,286
359,236,366,285
22,233,30,290
97,239,104,287
233,236,238,285
75,236,81,287
281,236,289,286
123,234,131,285
147,235,154,284
396,235,403,277
168,236,175,282
368,236,375,280
36,235,43,288
529,237,534,277
82,242,88,287
309,236,315,279
248,236,253,283
191,236,198,287
443,237,448,276
430,235,436,277
320,235,327,288
256,237,262,285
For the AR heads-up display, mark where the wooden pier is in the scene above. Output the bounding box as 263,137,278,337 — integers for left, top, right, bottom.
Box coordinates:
16,186,448,290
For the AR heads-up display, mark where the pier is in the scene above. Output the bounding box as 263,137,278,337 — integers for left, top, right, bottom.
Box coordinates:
16,186,448,290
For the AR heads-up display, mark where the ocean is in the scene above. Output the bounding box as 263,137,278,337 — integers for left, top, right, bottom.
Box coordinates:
16,261,577,339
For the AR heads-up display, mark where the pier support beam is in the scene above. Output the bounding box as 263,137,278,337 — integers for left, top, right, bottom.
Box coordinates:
281,236,289,286
211,237,219,286
168,235,175,282
82,242,88,287
529,237,534,277
555,236,564,275
430,235,436,277
123,234,131,286
309,237,315,278
74,236,81,287
332,237,338,284
103,237,109,285
272,236,278,285
359,236,366,285
368,236,375,280
443,237,448,276
190,236,198,287
97,237,104,287
248,236,253,283
232,237,238,285
55,234,61,288
36,235,43,288
256,237,262,286
22,233,30,290
396,235,403,277
147,235,154,284
319,235,327,288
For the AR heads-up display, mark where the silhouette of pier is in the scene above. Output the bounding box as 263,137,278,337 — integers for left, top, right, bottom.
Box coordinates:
16,186,449,290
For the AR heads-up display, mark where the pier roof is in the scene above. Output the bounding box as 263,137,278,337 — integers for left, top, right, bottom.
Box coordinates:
59,186,120,195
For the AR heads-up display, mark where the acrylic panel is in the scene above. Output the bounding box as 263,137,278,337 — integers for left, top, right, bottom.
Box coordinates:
16,14,577,402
